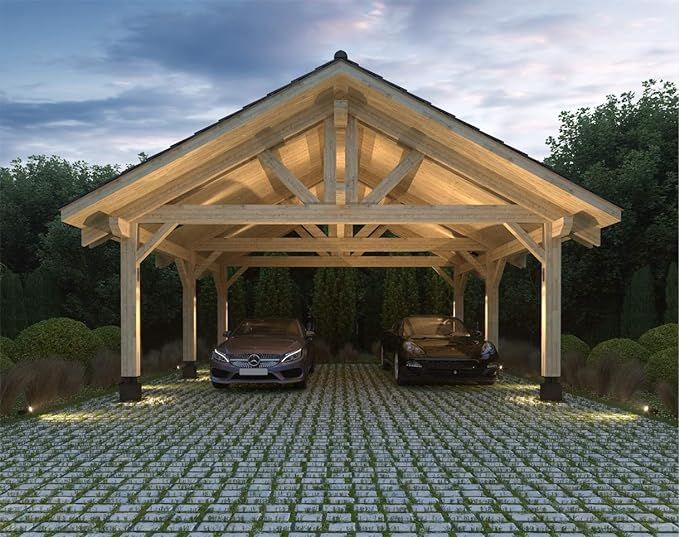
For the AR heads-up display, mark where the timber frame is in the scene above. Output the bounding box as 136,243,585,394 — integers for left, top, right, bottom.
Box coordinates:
61,51,621,403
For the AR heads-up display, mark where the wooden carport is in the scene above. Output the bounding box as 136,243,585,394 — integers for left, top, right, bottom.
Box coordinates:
60,51,621,403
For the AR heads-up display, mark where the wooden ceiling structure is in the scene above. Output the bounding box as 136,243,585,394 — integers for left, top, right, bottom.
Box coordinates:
61,51,621,402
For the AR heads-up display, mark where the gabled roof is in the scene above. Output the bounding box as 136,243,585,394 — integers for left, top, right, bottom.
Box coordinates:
60,51,621,269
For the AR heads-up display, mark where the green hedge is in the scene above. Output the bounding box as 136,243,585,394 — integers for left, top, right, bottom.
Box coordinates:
588,338,648,367
0,336,18,362
638,323,678,354
92,326,121,352
0,354,14,372
646,347,678,388
561,334,590,358
16,318,103,366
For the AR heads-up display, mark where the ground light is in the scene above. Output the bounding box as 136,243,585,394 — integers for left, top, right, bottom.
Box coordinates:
643,405,650,413
27,405,33,413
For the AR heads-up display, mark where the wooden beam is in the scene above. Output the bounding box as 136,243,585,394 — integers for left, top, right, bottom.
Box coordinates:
484,258,506,345
362,150,424,204
234,256,454,268
334,99,348,128
120,222,141,378
194,237,487,253
257,150,320,204
226,266,248,289
176,259,197,365
82,227,109,247
138,204,544,225
351,102,568,221
109,216,130,238
541,222,561,378
431,266,454,288
323,117,336,203
453,272,469,321
345,115,358,203
459,251,485,278
503,223,545,265
194,251,222,279
136,223,178,265
214,267,228,343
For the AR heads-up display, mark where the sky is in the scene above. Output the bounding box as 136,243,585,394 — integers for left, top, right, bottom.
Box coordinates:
1,0,677,167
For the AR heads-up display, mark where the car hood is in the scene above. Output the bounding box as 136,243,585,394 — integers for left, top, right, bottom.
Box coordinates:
409,336,483,358
217,335,303,356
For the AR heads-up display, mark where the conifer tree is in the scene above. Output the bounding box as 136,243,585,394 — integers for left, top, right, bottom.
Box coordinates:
620,265,657,338
423,268,452,315
382,268,420,329
254,267,294,318
0,268,27,337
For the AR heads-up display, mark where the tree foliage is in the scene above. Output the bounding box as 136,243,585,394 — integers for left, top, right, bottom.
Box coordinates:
254,267,295,318
312,268,358,350
620,265,657,338
664,262,678,324
0,268,27,337
382,268,420,329
422,269,451,315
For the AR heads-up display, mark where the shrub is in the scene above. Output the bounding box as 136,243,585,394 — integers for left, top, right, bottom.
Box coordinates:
0,336,19,362
609,359,645,401
562,350,586,387
638,323,678,355
656,381,678,416
23,358,85,410
92,326,121,352
16,317,103,366
645,346,678,388
561,335,590,358
497,338,540,377
0,354,14,373
0,364,35,415
588,338,648,367
89,349,120,388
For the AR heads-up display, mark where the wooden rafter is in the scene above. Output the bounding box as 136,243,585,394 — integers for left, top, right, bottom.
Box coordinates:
362,149,424,204
232,256,454,268
503,223,545,264
257,150,320,204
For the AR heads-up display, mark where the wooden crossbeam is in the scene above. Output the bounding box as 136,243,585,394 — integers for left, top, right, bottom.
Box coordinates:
194,237,487,252
136,223,178,265
257,150,320,204
225,266,248,289
194,251,222,279
233,256,454,268
431,266,454,288
503,223,545,264
138,204,544,225
345,115,358,203
323,117,336,203
362,150,424,204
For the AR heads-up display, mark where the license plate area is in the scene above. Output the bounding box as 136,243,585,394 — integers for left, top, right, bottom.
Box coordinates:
239,368,268,376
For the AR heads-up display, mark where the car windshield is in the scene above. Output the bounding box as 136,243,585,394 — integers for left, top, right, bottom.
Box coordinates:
402,317,469,338
233,319,301,337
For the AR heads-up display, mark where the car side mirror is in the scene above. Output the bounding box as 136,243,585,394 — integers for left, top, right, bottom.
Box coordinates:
305,330,315,339
223,330,232,338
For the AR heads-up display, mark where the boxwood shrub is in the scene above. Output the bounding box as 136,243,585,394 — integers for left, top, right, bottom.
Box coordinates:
0,354,14,372
638,323,678,354
0,336,18,362
588,338,648,367
16,318,103,366
92,326,121,352
646,346,678,388
561,334,590,358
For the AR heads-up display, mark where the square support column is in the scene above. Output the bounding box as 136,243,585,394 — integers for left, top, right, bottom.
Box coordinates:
120,222,141,401
484,259,506,346
453,273,468,321
214,268,228,344
540,222,563,401
176,259,197,379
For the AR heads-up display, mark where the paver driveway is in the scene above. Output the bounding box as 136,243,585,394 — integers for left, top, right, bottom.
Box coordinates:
1,364,677,537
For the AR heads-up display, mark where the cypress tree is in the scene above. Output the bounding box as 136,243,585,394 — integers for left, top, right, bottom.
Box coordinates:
254,267,294,318
664,262,678,323
620,265,657,338
311,268,358,350
423,268,452,315
229,272,248,328
24,265,61,324
381,268,420,329
0,268,27,337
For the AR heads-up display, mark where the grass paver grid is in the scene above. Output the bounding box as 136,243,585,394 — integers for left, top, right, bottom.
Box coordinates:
0,364,677,537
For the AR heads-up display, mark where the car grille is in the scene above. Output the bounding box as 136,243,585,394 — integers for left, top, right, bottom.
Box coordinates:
426,359,479,370
228,353,283,367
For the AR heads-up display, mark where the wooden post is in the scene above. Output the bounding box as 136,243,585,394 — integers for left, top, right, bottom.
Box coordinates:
484,259,505,346
453,272,468,321
540,222,563,401
215,267,228,344
176,259,197,379
119,222,142,401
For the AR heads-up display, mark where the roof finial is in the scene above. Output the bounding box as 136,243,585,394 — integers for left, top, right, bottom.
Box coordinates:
334,50,348,60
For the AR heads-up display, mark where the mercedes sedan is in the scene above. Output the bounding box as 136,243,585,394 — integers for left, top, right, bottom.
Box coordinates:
210,318,314,389
380,315,501,385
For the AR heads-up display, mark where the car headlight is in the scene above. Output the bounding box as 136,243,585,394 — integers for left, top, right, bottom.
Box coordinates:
481,341,496,359
212,349,229,363
402,340,425,356
281,348,302,363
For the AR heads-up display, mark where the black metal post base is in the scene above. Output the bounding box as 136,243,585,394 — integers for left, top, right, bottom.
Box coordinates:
540,377,563,402
119,377,142,402
182,362,197,379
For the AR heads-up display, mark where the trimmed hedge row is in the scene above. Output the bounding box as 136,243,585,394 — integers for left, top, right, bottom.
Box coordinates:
0,336,18,362
561,334,590,358
92,326,121,352
15,318,103,365
646,347,678,388
588,338,648,367
638,323,678,354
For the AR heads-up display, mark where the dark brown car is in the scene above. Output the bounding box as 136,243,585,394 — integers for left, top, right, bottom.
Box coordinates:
210,318,314,388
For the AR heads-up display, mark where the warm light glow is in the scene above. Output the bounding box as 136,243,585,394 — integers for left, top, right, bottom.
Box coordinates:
643,405,650,413
27,406,33,413
499,364,504,370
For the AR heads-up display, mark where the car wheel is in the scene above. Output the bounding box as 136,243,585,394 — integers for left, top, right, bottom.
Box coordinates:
212,381,228,389
394,353,406,385
380,345,389,370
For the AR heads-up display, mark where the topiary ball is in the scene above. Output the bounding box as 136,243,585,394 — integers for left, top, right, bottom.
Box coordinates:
638,323,678,354
588,338,648,367
0,336,19,362
561,334,590,358
16,318,103,367
92,326,121,352
0,353,14,373
646,347,678,389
